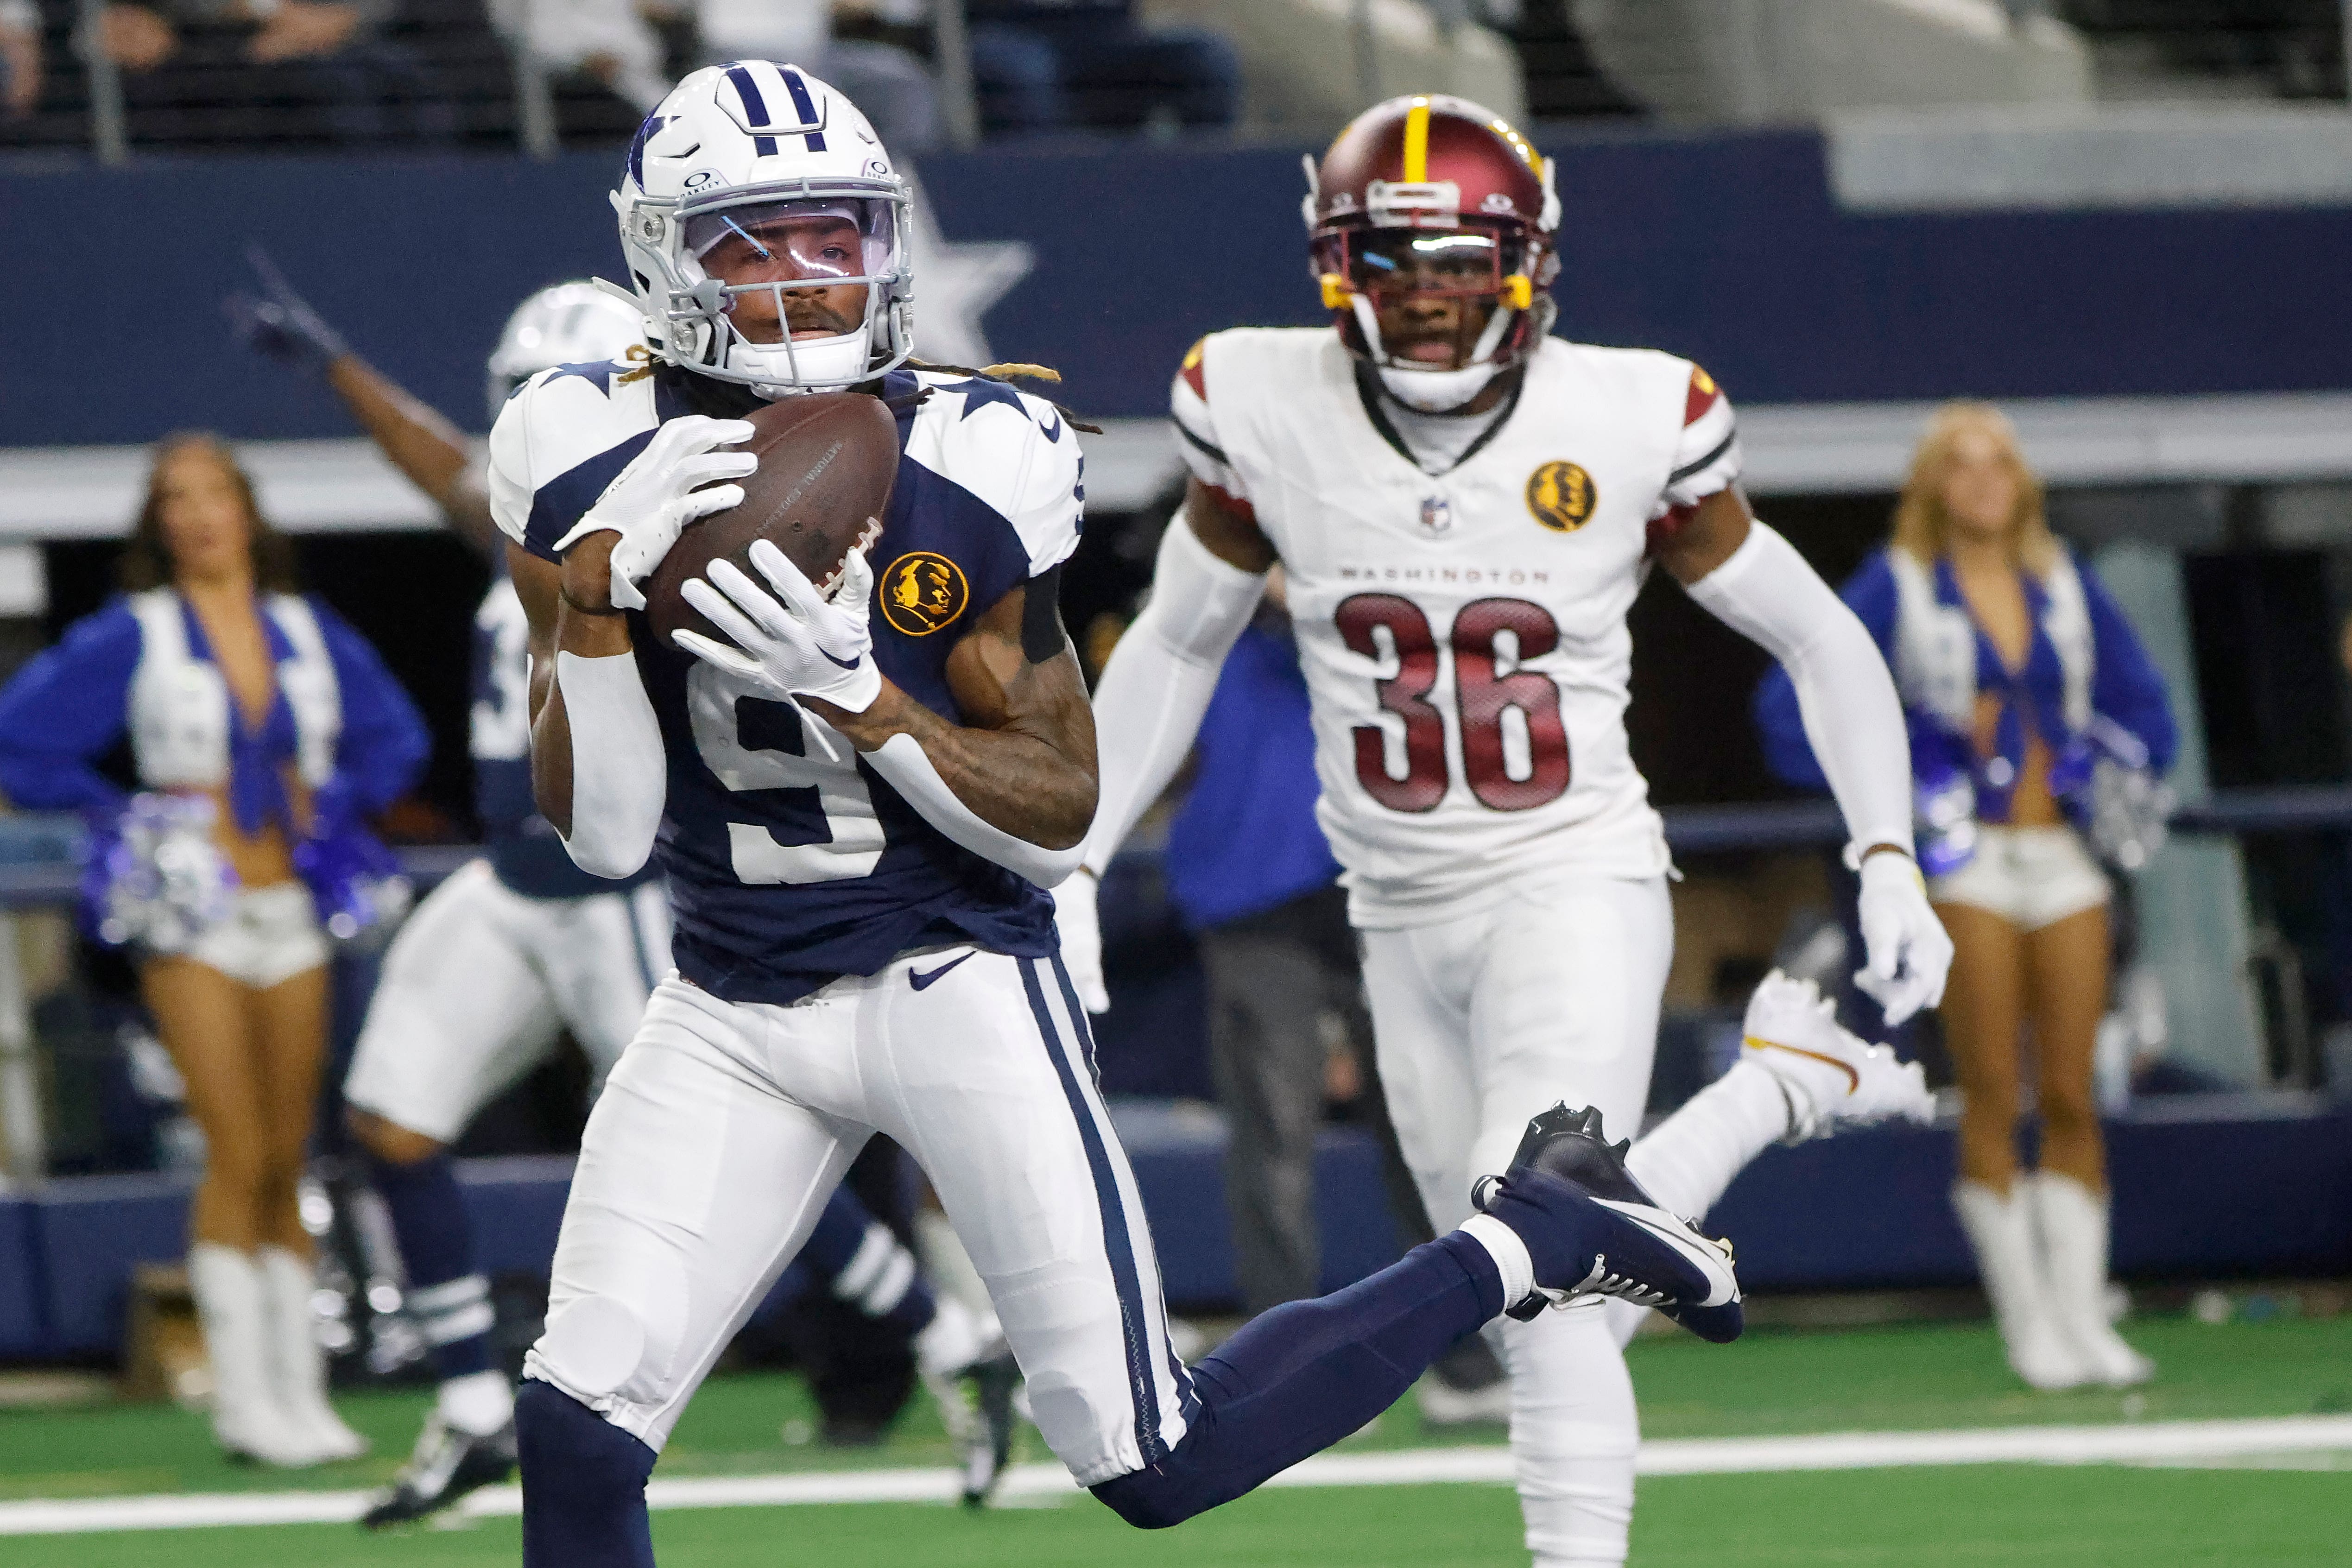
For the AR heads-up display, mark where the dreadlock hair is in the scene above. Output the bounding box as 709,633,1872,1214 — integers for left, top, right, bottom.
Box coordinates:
905,359,1103,434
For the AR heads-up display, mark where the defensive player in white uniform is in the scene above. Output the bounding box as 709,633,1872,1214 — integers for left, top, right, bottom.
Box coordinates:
1057,96,1955,1568
229,271,1020,1521
491,63,1749,1567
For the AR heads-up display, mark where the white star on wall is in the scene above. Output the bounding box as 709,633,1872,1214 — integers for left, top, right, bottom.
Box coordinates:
901,171,1034,369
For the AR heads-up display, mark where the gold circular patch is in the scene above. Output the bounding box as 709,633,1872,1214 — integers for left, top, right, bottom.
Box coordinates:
1526,461,1598,533
879,551,970,637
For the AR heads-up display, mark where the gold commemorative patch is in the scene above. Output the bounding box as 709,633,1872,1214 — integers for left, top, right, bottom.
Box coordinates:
1525,461,1597,533
879,551,970,636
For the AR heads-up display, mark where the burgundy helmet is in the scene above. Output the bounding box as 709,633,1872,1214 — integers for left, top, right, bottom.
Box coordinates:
1303,95,1561,409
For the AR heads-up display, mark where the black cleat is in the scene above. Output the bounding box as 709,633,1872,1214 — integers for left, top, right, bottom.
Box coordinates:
957,1348,1023,1508
360,1413,517,1530
1472,1104,1744,1342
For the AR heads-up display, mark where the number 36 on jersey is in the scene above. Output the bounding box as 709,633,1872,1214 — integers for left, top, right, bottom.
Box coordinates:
1336,592,1570,815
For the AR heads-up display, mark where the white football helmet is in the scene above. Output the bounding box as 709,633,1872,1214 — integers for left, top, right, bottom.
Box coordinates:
484,280,648,421
613,62,913,398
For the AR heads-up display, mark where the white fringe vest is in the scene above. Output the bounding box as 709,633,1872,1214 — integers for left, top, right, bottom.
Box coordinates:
123,589,342,795
1884,548,2094,742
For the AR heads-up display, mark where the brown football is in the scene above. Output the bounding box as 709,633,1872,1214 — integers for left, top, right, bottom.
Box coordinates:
645,391,899,648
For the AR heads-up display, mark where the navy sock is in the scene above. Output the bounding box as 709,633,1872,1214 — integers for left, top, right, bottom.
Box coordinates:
371,1152,493,1379
517,1379,655,1568
1091,1232,1502,1529
799,1186,936,1336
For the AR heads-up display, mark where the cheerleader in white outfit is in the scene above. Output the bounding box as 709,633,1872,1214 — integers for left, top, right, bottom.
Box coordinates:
1758,404,2177,1391
0,434,428,1464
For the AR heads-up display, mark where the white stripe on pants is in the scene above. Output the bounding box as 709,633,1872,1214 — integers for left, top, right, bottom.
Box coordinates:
523,950,1190,1483
1359,875,1671,1568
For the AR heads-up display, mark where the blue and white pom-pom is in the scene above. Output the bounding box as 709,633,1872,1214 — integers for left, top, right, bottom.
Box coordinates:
293,782,412,944
82,793,238,953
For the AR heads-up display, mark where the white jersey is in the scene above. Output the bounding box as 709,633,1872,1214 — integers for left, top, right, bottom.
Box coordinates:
1173,329,1742,927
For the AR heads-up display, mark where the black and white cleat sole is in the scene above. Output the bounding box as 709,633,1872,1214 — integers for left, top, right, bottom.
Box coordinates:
1590,1198,1743,1343
1591,1198,1739,1307
1477,1171,1744,1340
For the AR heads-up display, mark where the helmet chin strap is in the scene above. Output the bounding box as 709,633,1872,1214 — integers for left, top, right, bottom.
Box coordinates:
674,275,882,396
729,329,872,397
1353,293,1519,414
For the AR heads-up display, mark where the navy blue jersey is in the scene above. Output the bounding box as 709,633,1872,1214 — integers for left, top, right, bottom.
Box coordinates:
488,362,1084,1004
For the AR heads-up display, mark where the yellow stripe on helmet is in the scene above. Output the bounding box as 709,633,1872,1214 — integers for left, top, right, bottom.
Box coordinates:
1402,97,1431,183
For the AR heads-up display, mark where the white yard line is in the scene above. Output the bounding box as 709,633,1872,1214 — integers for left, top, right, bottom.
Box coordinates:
5,1416,2351,1536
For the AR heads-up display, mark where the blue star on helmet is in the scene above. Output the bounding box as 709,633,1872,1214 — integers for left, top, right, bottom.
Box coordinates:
942,376,1032,424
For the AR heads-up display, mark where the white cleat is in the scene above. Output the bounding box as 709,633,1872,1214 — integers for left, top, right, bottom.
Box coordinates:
1742,970,1934,1142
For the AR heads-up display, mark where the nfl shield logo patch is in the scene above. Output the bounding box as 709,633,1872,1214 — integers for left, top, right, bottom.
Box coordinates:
1419,495,1454,537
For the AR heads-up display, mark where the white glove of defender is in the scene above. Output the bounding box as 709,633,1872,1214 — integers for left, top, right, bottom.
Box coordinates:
1853,850,1953,1026
1053,870,1109,1013
553,415,756,612
674,537,884,715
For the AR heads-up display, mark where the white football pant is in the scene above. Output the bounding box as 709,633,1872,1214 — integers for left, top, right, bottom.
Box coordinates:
1361,874,1672,1568
523,949,1192,1482
344,860,672,1143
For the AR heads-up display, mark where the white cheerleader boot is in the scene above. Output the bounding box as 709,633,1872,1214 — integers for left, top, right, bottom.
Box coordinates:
2025,1171,2155,1388
258,1247,370,1462
1952,1182,2090,1391
189,1243,322,1467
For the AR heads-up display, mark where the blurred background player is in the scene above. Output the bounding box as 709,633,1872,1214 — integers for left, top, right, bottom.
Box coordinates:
1151,567,1380,1321
1755,402,2176,1393
227,264,1019,1521
1058,94,1952,1568
0,435,426,1467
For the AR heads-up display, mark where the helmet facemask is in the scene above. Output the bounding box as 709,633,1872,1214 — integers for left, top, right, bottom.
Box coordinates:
1314,221,1553,414
628,184,914,398
1300,95,1564,415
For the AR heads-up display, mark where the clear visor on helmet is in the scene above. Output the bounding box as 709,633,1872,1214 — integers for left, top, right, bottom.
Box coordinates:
1336,223,1533,303
682,196,898,293
1342,228,1505,297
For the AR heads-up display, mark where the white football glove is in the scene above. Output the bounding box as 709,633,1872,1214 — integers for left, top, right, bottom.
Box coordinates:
673,537,884,716
1852,850,1954,1026
1053,869,1109,1013
553,415,756,613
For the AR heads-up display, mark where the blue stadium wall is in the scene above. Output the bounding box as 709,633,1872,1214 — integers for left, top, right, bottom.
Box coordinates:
4,127,2349,446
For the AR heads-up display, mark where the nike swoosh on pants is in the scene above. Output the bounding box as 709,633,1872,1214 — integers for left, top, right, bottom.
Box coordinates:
910,952,975,990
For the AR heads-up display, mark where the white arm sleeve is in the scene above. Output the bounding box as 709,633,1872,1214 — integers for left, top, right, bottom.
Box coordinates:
865,733,1086,888
551,651,667,878
1682,521,1915,858
1077,513,1270,875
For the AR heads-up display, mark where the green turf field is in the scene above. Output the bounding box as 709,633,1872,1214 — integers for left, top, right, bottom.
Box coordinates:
3,1314,2348,1565
6,1467,2352,1568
